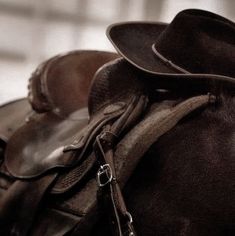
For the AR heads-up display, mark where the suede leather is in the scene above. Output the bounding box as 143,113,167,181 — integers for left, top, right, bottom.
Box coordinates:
107,9,235,87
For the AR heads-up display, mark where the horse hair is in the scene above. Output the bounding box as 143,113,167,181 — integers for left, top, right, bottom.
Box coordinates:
124,92,235,236
93,92,235,236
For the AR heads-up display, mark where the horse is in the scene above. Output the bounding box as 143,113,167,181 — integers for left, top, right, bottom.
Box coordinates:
92,90,235,236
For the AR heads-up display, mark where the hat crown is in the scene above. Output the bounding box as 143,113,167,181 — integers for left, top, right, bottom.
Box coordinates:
153,9,235,77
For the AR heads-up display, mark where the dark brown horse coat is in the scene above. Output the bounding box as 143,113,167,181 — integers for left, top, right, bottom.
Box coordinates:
92,93,235,236
126,94,235,235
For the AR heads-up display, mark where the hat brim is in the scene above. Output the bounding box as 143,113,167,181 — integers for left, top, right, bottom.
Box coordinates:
107,22,184,75
107,22,235,90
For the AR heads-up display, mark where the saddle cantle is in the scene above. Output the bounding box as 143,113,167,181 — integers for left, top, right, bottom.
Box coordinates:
28,50,118,115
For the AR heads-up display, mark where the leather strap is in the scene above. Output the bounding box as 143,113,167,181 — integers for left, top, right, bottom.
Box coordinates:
94,95,148,236
95,135,136,236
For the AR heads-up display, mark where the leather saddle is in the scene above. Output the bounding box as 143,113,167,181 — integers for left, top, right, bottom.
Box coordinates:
0,50,217,236
0,50,122,234
5,50,119,178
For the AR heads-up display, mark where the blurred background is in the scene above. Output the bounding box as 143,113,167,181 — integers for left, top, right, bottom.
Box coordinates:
0,0,234,104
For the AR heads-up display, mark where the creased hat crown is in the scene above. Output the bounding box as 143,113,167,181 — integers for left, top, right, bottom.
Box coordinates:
153,9,235,77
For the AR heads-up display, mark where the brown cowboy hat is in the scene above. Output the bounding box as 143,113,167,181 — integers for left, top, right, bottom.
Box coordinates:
107,9,235,88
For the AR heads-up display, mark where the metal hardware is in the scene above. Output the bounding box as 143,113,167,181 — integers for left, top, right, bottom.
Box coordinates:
126,212,135,236
126,212,133,224
97,164,113,187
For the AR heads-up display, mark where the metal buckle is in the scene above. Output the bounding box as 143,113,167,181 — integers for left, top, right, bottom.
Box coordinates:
97,164,113,187
126,212,133,224
126,212,135,236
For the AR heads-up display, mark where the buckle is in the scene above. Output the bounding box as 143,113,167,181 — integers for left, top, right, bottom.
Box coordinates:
97,164,113,187
125,212,133,224
125,212,135,236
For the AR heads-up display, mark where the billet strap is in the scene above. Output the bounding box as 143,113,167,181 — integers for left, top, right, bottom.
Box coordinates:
0,174,57,236
94,95,148,236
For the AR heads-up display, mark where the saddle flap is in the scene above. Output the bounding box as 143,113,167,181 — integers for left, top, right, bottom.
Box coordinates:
4,56,147,182
5,108,88,179
4,104,128,179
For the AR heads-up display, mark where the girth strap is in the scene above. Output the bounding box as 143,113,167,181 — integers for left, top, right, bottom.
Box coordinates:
94,95,148,236
95,134,136,236
0,174,57,236
101,94,215,236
